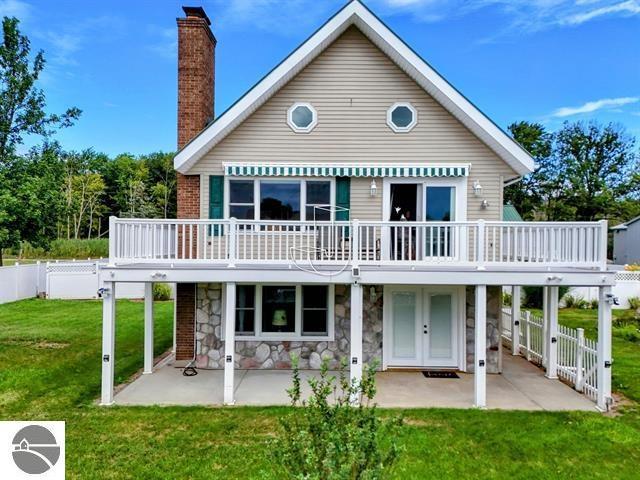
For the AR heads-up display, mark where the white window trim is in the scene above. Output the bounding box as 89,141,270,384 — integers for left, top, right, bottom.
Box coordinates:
225,284,335,341
225,177,336,222
287,102,318,133
387,102,417,133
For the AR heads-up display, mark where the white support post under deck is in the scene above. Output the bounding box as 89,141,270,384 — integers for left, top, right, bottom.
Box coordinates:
100,281,116,406
511,286,521,356
474,285,487,408
542,286,549,367
224,282,236,405
350,282,363,404
545,286,559,379
143,282,154,374
597,286,613,411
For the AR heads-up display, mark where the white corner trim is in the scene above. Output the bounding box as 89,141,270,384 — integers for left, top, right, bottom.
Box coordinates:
287,102,318,133
174,0,535,176
386,102,417,133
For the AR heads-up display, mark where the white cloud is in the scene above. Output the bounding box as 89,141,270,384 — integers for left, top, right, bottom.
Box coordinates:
0,0,31,20
204,0,640,38
551,97,639,117
563,0,640,25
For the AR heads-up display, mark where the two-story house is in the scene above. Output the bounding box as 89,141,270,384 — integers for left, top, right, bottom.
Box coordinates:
99,1,616,410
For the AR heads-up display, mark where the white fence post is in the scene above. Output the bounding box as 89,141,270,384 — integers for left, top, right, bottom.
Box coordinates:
14,262,20,302
525,311,531,362
228,218,237,268
351,219,360,268
109,216,117,262
476,220,485,270
598,219,608,271
575,328,585,392
511,286,521,356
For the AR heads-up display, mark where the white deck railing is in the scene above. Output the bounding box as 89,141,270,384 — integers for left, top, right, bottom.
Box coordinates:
108,217,608,269
502,307,599,402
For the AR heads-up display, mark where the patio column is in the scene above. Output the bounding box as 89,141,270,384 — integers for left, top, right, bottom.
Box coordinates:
511,286,521,356
350,282,363,404
542,286,549,367
143,282,154,374
224,282,236,405
474,285,487,408
100,281,116,406
545,286,559,379
597,285,613,411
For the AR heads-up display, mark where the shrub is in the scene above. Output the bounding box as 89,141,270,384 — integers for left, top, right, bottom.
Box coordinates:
274,357,402,480
9,239,109,259
563,294,588,309
628,296,640,311
502,291,512,307
523,286,570,309
588,299,599,310
153,283,172,301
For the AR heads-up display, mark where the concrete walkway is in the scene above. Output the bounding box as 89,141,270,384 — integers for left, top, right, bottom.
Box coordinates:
114,354,597,411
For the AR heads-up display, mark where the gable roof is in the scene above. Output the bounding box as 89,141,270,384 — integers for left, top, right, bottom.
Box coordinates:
174,0,536,176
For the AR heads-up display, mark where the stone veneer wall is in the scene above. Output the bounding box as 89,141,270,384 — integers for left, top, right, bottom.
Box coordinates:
194,284,383,370
465,286,502,373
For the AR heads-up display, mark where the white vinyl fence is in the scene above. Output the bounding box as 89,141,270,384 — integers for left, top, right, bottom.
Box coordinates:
568,271,640,309
0,262,46,304
502,307,599,402
46,261,164,300
0,260,173,303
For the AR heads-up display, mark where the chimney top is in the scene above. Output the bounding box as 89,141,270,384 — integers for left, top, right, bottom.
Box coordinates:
182,6,211,25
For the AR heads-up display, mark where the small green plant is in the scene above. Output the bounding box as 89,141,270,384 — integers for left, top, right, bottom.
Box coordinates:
274,356,403,480
588,299,599,310
502,291,512,307
563,294,589,309
628,296,640,311
153,283,172,301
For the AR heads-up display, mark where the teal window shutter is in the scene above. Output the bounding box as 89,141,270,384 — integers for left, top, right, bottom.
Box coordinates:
335,177,350,222
209,175,224,236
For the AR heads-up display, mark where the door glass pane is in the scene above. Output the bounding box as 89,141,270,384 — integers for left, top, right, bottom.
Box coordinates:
425,187,454,257
429,294,452,359
392,291,416,359
425,187,453,221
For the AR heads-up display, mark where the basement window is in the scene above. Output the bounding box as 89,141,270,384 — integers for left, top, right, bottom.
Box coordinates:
232,284,334,340
287,102,317,133
387,102,417,132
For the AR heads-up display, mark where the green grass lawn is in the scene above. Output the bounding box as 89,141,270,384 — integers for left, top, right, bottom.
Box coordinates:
1,300,640,479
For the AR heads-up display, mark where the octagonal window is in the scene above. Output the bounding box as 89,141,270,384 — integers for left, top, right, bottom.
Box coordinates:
287,102,317,133
387,102,417,132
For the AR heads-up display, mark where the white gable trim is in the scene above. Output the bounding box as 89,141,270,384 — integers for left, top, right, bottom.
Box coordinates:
174,1,535,176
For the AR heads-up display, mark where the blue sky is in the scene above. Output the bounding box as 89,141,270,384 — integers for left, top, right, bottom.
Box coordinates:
3,0,639,156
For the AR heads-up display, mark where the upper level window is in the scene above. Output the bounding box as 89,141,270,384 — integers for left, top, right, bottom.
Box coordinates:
227,179,332,221
260,181,301,220
287,102,317,133
387,102,417,132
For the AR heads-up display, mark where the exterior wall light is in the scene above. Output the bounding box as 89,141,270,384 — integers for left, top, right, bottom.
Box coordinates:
473,180,483,197
370,179,378,197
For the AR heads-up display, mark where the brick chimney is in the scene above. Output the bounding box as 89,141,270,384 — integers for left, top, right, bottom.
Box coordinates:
175,6,215,362
177,6,216,150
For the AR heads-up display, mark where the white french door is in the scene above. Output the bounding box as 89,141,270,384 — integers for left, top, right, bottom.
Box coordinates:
384,286,461,368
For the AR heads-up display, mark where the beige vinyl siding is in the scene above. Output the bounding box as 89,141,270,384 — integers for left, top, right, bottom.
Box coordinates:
192,26,516,221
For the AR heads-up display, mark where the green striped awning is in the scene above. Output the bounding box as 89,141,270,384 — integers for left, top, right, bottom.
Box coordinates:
224,164,469,177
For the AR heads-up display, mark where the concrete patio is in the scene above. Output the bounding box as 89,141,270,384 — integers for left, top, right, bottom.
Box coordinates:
114,354,597,411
